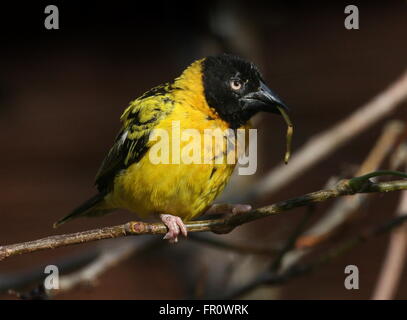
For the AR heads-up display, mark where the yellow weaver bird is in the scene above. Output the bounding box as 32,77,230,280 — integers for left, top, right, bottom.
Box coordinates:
55,54,288,243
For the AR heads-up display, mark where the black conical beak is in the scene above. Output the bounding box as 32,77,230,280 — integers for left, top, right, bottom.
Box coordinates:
241,81,289,115
258,81,288,114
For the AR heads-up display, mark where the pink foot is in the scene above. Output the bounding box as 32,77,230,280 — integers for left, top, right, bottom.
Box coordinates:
159,214,187,243
205,203,252,215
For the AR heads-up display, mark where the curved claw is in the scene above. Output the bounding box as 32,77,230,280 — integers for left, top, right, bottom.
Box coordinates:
160,214,187,243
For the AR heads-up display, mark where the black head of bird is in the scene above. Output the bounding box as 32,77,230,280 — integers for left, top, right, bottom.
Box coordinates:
202,53,289,129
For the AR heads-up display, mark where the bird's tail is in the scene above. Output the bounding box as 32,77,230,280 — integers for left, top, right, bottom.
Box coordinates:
53,192,110,228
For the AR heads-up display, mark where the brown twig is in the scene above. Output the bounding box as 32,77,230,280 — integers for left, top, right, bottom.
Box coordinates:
1,233,279,295
372,191,407,300
6,238,162,299
372,148,407,300
1,175,406,262
270,204,315,272
188,234,278,256
52,238,162,296
0,246,101,294
297,120,405,248
218,212,407,299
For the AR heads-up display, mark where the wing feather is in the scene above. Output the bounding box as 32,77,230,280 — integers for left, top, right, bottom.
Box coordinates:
95,87,174,192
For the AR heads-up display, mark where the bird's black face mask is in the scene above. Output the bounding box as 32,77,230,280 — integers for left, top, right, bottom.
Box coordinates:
202,53,289,129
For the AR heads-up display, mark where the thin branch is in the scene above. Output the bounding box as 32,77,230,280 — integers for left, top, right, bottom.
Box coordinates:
219,212,407,299
52,238,162,297
0,246,101,293
234,133,406,299
372,191,407,300
1,233,279,295
7,239,162,299
1,174,406,262
297,120,405,247
372,152,407,300
270,204,315,272
390,143,407,170
188,234,278,256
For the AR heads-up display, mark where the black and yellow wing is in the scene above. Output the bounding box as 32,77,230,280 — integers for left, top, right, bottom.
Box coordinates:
95,85,175,192
54,85,175,227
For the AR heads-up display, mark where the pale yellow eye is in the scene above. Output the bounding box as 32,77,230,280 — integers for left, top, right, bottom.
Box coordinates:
230,79,242,91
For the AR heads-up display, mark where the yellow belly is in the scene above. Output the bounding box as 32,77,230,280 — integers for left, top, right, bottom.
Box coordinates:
107,159,235,221
104,105,241,221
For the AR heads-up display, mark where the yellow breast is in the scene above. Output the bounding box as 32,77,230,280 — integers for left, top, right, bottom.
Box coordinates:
108,104,240,220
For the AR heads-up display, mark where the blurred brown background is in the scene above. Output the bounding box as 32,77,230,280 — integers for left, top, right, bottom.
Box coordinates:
0,1,406,299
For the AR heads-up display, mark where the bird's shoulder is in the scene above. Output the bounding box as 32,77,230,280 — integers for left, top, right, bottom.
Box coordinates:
95,84,176,191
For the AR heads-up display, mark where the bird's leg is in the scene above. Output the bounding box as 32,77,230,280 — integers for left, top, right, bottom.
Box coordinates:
159,214,188,244
205,203,252,216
